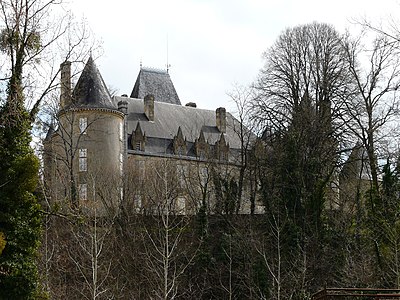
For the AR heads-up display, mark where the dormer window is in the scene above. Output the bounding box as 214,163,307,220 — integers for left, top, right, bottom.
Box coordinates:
221,151,228,161
198,150,205,159
177,146,184,156
131,122,146,152
79,117,87,134
195,130,208,159
215,133,229,161
173,126,187,156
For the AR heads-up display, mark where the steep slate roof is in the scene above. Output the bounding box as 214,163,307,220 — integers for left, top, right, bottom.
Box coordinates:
130,67,181,105
114,96,248,155
71,57,115,109
341,144,373,181
44,123,55,141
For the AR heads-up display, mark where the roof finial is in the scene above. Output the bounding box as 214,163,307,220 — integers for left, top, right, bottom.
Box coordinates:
166,34,170,73
140,59,142,69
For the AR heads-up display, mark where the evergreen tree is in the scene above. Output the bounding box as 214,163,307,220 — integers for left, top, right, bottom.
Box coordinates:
364,159,400,287
0,1,45,297
0,92,43,298
252,23,352,295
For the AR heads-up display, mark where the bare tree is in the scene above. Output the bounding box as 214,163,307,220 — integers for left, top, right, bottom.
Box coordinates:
67,180,117,300
252,22,353,134
0,1,96,297
251,22,354,218
256,213,286,300
342,33,400,193
43,99,106,207
0,0,96,121
122,159,198,299
228,84,258,214
249,23,356,296
42,166,121,299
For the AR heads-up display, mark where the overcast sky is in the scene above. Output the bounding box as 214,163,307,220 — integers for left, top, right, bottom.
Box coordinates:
70,0,399,111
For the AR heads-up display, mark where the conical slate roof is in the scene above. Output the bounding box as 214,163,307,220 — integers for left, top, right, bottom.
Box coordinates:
130,67,181,105
71,56,115,109
44,123,55,141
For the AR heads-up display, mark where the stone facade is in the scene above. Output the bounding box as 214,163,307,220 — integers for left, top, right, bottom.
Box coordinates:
44,59,264,214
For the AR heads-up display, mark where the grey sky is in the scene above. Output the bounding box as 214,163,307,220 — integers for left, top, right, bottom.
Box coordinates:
70,0,398,111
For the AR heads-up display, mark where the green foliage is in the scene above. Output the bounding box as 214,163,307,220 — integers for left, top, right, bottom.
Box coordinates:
213,173,239,215
252,256,269,297
0,28,41,55
361,159,400,287
196,202,208,238
0,95,43,299
0,232,6,255
254,27,345,293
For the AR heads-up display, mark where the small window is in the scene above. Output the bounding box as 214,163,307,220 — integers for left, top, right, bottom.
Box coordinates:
221,151,228,161
135,142,141,151
119,152,123,175
177,165,187,186
119,122,123,142
176,197,186,214
199,148,208,159
134,194,142,213
200,167,208,186
79,148,87,172
79,183,87,201
138,160,145,178
79,117,87,134
177,147,184,156
120,187,124,202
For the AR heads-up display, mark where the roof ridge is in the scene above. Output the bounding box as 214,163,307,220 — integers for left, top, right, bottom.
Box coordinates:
118,96,219,113
140,66,168,74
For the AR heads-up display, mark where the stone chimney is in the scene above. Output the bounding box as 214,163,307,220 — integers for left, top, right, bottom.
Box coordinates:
60,61,71,108
185,102,197,108
216,107,226,133
144,94,154,121
118,100,128,115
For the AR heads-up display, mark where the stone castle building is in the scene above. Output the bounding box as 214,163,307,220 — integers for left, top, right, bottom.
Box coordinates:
43,57,263,214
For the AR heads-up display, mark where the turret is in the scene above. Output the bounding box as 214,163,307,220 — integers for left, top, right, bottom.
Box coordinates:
56,57,125,207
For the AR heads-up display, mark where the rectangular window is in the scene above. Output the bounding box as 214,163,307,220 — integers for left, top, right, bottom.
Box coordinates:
119,152,123,175
178,147,184,156
198,149,205,159
221,152,228,161
79,183,87,201
176,197,186,214
177,164,187,186
79,117,87,134
119,122,123,142
200,167,208,186
134,194,142,213
79,148,87,172
137,160,145,177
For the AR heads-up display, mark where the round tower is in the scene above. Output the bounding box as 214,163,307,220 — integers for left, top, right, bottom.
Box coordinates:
56,57,125,207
